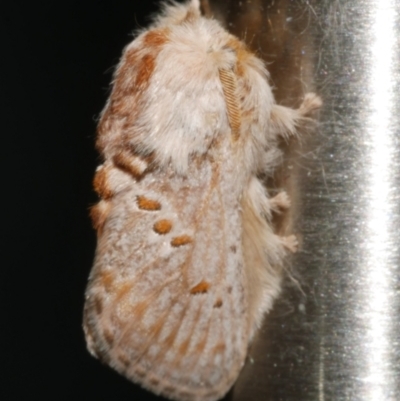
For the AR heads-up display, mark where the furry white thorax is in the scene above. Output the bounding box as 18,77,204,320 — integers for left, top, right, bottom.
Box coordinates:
112,0,275,176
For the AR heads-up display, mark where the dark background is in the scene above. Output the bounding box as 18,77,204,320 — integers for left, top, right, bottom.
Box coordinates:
3,1,181,399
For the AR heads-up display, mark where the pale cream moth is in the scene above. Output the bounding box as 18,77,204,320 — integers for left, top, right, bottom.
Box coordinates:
83,1,322,400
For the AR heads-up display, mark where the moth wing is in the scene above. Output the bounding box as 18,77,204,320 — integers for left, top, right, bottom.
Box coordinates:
84,161,249,401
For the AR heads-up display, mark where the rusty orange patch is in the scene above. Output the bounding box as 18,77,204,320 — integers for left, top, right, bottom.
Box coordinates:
171,235,192,247
190,281,210,295
135,54,155,88
153,219,173,235
143,29,168,48
113,152,147,179
137,195,161,211
93,167,113,199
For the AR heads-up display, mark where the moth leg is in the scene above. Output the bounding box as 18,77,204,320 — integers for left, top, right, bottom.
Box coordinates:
270,92,322,139
297,92,322,116
269,191,290,212
280,234,298,253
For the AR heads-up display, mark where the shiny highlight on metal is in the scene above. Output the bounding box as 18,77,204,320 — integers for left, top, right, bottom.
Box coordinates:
361,1,398,399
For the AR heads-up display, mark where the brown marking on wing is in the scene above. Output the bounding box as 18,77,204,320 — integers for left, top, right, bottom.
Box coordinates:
103,329,115,346
194,335,208,355
137,195,161,211
94,296,103,315
148,377,160,387
113,152,147,179
93,167,113,199
190,281,210,295
153,219,173,235
177,337,191,358
213,343,226,354
135,365,147,379
213,298,223,308
171,235,193,247
117,352,131,369
100,271,115,292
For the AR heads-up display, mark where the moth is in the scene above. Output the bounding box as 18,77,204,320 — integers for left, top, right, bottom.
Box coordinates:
83,1,321,400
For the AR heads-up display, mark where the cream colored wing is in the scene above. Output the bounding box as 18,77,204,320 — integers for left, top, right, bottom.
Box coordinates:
84,156,249,401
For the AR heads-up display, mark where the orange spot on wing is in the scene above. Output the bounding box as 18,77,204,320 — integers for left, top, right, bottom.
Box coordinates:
171,235,192,247
113,152,147,179
93,167,113,199
153,219,173,235
137,195,161,211
190,281,210,295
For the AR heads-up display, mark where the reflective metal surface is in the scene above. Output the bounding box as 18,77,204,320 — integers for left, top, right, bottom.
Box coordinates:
203,0,400,400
